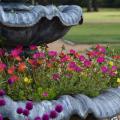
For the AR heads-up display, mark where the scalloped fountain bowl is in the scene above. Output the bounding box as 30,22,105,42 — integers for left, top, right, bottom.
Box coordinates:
0,3,83,48
1,88,120,120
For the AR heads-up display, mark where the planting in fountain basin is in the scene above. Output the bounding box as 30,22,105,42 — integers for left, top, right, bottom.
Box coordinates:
0,44,120,101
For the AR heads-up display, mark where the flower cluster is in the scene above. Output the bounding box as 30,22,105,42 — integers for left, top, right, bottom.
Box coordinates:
0,44,120,102
17,103,63,120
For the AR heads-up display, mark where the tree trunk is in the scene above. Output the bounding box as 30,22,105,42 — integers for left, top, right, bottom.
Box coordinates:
87,0,93,12
92,0,99,11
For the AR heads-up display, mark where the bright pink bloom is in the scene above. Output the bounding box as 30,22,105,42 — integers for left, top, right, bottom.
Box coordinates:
84,60,92,67
69,49,76,55
79,55,85,61
97,57,105,63
48,51,57,57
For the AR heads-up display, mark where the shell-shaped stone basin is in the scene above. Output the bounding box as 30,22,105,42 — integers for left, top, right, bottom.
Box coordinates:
0,88,120,120
0,3,83,48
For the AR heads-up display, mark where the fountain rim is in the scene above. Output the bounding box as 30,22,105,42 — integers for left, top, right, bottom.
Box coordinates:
0,3,83,28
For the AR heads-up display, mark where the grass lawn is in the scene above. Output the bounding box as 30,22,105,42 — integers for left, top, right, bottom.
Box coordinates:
64,8,120,44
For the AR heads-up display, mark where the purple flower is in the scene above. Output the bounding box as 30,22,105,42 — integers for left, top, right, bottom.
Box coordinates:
55,104,63,113
8,79,14,85
49,110,58,119
23,109,30,116
17,107,23,114
42,113,49,120
0,114,3,120
34,116,41,120
26,101,33,110
97,57,105,63
0,99,6,106
0,90,5,96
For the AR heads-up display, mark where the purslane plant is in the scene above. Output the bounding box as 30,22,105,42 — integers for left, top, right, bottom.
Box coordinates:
0,44,120,102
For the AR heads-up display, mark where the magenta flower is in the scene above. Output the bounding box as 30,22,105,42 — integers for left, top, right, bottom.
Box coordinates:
79,55,85,61
52,73,60,81
0,90,5,96
26,101,33,110
101,66,108,73
30,44,37,50
48,51,57,57
0,98,6,106
68,62,76,69
97,57,105,63
34,116,41,120
74,66,81,72
23,109,30,116
42,92,48,97
111,66,117,72
69,49,76,55
49,110,58,119
0,113,3,120
42,113,49,120
11,48,22,57
84,60,91,67
55,104,63,113
17,107,23,114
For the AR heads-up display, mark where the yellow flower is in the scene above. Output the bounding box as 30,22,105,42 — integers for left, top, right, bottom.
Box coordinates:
117,78,120,83
109,61,114,66
24,77,32,84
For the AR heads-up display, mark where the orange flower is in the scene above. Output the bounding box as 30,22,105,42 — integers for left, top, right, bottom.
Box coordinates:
37,59,43,65
8,66,16,75
15,56,22,61
18,62,26,72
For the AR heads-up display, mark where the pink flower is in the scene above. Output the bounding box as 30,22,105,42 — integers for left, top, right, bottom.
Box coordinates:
84,60,91,67
30,45,37,50
68,62,76,68
52,73,60,80
0,62,6,72
11,47,22,57
74,66,81,72
42,92,48,97
69,49,76,55
48,51,57,57
79,55,85,61
97,57,105,63
111,66,117,72
101,66,108,73
0,113,3,120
